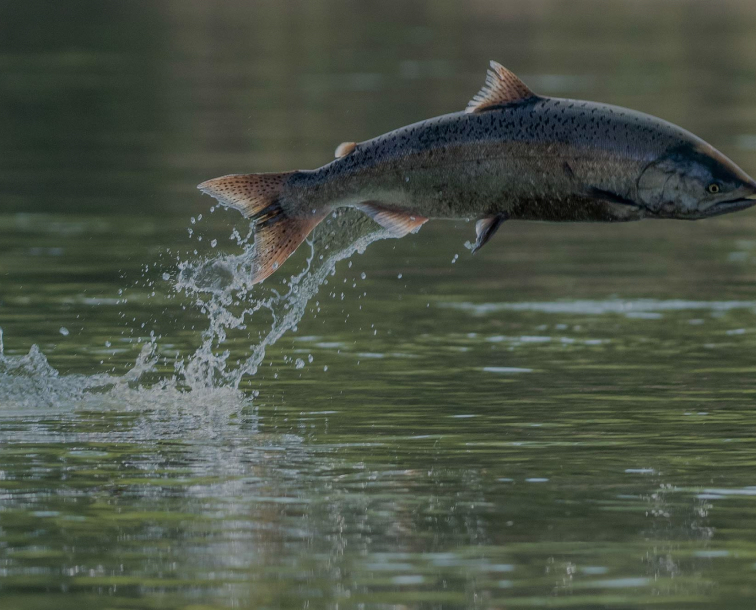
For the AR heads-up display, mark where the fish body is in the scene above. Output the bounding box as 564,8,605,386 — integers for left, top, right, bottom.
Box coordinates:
199,62,756,283
289,99,682,222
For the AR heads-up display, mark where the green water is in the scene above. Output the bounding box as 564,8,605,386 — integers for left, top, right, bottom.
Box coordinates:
3,1,756,608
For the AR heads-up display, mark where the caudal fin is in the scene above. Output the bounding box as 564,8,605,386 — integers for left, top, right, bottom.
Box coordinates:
198,172,326,284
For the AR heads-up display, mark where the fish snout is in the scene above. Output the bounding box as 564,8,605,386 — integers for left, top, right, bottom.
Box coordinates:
698,181,756,218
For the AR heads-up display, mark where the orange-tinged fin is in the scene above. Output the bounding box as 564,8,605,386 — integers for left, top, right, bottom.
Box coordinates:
198,172,327,284
335,141,357,158
248,209,328,283
197,172,297,218
357,203,428,237
466,61,537,114
471,214,507,254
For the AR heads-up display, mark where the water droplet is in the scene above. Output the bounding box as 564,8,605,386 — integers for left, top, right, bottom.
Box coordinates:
295,358,305,369
162,272,170,281
307,354,314,363
211,239,217,248
360,272,366,280
451,254,459,264
397,273,403,279
323,365,328,372
59,327,69,336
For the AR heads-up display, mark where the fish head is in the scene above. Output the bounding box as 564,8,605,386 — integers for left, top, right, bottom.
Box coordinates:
637,142,756,219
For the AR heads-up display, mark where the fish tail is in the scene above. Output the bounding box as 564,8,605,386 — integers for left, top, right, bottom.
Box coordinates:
198,172,327,284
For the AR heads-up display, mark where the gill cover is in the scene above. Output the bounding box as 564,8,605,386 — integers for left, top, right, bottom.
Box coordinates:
636,154,687,215
638,143,756,217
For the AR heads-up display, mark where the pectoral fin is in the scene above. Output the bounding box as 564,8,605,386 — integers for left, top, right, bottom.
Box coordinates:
471,214,508,254
587,187,640,208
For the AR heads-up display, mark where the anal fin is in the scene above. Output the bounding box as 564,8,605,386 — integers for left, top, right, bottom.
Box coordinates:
357,203,428,237
472,214,507,254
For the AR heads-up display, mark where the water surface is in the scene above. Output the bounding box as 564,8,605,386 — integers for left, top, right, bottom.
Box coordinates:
3,1,756,608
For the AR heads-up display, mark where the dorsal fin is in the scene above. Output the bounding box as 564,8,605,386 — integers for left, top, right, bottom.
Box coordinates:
466,61,537,114
335,141,357,159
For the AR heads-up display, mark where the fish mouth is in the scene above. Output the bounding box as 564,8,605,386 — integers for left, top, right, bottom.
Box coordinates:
700,195,756,218
647,194,756,219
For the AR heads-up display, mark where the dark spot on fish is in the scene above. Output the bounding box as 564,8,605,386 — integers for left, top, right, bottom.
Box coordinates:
562,162,575,179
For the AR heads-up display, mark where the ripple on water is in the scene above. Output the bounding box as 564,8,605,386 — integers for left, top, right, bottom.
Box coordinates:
441,299,756,317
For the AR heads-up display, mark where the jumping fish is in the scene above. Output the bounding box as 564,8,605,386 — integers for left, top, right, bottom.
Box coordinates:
199,61,756,283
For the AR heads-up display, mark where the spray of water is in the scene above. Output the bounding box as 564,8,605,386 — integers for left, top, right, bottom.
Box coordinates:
0,209,389,407
175,208,389,389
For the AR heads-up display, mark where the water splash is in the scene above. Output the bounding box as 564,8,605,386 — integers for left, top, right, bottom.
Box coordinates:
175,208,389,390
0,209,390,406
0,329,159,411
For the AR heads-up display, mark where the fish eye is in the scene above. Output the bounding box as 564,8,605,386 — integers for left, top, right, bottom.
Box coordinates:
707,183,721,194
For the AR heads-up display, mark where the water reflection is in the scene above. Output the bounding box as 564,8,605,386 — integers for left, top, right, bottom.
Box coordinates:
0,403,739,607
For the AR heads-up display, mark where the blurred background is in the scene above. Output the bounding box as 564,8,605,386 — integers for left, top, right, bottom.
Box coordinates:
4,0,756,216
2,1,756,608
